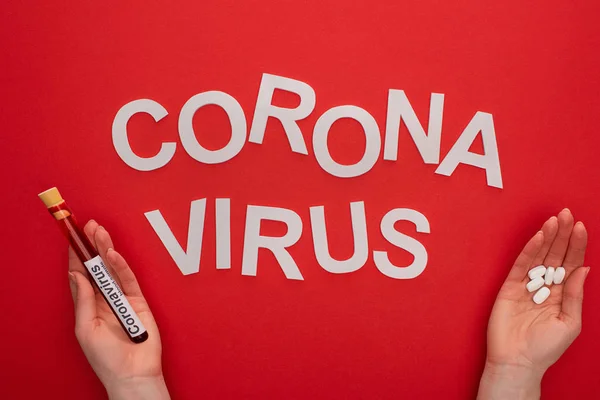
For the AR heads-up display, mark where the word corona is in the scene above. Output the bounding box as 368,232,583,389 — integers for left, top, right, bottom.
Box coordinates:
113,73,503,189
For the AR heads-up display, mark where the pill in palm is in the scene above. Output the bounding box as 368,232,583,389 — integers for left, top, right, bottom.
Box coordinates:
545,267,555,286
528,265,546,279
533,286,551,304
553,267,566,284
526,276,545,292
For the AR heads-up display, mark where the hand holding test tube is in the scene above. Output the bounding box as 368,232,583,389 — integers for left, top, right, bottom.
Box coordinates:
68,220,170,400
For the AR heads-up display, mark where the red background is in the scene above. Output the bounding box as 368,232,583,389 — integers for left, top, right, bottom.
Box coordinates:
1,1,599,398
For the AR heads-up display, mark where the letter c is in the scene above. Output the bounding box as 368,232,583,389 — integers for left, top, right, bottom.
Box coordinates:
112,99,176,171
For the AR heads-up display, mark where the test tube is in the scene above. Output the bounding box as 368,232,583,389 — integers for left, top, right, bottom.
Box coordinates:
39,187,148,343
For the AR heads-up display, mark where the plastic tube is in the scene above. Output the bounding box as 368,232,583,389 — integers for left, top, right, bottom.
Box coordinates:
39,187,148,343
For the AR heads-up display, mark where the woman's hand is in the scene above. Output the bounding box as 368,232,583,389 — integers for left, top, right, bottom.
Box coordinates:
68,220,170,400
478,208,590,400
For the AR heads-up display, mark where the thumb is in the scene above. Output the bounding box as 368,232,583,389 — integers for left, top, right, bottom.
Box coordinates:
68,271,97,327
560,266,590,329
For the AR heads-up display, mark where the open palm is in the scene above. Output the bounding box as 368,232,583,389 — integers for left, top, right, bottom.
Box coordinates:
486,208,589,374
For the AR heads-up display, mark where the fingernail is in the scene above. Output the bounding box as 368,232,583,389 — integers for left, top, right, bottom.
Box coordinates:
98,225,105,231
562,208,570,213
576,221,585,229
586,267,591,277
107,247,114,255
89,219,96,225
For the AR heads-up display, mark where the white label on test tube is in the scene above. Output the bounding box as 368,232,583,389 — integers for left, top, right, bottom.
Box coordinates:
83,255,147,338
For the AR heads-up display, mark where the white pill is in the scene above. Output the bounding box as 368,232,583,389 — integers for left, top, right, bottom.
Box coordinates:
545,267,555,286
528,265,546,279
533,286,551,304
553,267,566,284
526,276,545,292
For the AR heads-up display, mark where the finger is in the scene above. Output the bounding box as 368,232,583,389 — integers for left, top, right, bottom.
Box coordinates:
507,230,544,282
560,266,590,328
69,219,99,293
83,219,100,249
532,216,558,266
562,222,587,273
94,225,115,257
68,246,88,275
106,248,145,298
93,225,122,287
543,208,574,268
68,271,78,304
68,271,98,326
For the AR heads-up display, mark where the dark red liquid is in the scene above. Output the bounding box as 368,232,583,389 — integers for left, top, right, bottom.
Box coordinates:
49,203,98,261
48,202,148,343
